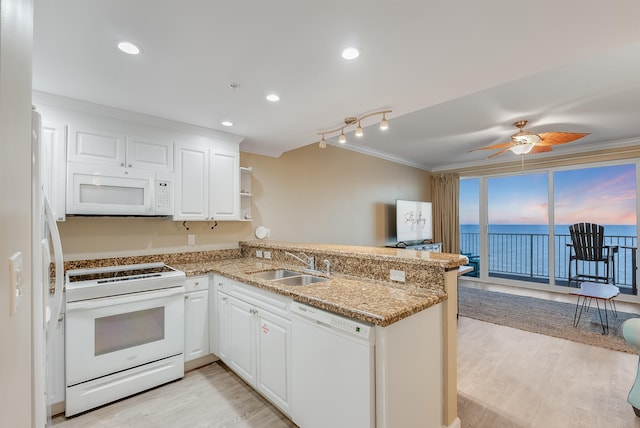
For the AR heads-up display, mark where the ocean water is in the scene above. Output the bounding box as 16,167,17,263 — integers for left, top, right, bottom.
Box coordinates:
461,224,637,236
459,224,638,283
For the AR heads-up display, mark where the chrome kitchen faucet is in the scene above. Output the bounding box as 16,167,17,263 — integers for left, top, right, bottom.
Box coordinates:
284,251,316,271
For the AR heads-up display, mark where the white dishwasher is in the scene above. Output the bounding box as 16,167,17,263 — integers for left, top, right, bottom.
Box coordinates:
290,301,375,428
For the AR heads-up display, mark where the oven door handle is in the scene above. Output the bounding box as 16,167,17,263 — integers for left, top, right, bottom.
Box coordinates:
66,286,184,312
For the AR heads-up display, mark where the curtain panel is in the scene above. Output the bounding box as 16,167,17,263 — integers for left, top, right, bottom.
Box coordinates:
431,173,460,254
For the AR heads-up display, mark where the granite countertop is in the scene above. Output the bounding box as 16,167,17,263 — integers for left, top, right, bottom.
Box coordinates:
240,240,469,270
63,241,463,327
173,257,447,327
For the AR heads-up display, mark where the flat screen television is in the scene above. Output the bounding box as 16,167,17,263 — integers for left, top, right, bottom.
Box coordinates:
396,199,433,243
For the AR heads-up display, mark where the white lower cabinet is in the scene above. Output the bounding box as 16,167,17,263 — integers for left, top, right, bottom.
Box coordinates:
184,276,209,362
215,290,229,361
212,274,445,428
226,296,256,384
255,308,291,413
215,276,292,415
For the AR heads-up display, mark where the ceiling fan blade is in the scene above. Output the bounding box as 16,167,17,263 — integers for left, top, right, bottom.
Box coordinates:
537,132,590,146
487,146,514,158
528,145,553,155
469,141,514,152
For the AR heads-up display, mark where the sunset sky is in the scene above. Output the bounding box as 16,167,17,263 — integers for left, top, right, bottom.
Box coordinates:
460,164,637,225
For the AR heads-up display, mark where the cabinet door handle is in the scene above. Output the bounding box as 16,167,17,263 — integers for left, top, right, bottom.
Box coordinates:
218,282,224,288
222,297,227,302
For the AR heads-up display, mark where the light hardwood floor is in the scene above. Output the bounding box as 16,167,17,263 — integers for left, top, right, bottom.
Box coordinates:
52,287,640,428
458,317,640,428
51,363,297,428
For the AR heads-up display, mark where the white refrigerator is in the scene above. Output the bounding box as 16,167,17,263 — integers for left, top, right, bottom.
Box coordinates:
32,106,65,427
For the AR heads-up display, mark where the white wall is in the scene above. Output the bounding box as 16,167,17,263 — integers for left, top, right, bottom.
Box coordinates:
0,0,35,426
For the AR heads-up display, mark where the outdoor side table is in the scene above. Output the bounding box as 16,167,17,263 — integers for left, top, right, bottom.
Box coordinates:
570,282,620,335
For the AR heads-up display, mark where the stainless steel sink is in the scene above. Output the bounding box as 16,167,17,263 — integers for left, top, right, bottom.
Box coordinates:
273,275,329,286
250,269,301,280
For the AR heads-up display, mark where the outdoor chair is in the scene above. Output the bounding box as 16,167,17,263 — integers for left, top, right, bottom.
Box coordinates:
567,222,617,287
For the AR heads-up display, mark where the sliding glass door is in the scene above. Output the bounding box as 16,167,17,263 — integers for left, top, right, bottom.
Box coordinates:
553,164,637,293
487,173,549,283
460,178,480,277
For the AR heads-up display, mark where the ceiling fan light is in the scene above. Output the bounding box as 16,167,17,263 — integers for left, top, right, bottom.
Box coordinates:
512,131,541,145
338,131,346,144
510,143,535,155
355,122,363,137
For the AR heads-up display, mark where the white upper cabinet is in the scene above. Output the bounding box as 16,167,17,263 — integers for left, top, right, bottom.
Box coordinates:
173,141,240,221
33,93,246,220
126,135,173,171
67,125,173,172
67,125,126,166
209,148,239,220
174,143,210,220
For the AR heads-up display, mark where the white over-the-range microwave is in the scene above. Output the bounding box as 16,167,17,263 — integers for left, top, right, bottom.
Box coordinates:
66,163,173,216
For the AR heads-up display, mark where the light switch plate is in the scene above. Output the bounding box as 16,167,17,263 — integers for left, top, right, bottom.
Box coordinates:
390,269,406,282
187,234,195,245
9,252,23,315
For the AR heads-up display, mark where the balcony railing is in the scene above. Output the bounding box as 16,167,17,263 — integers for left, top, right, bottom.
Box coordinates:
460,232,638,295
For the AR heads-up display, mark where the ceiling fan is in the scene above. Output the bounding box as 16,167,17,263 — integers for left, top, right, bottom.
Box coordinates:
470,120,590,159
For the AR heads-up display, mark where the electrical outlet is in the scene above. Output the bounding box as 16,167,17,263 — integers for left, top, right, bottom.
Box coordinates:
390,269,405,282
187,234,195,245
256,250,263,258
263,251,271,259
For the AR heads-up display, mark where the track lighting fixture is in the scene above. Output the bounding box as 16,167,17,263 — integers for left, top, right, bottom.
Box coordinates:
319,134,327,149
379,113,389,130
316,110,392,148
338,130,346,144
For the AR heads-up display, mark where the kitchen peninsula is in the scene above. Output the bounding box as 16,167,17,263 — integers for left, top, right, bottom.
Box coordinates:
63,241,466,428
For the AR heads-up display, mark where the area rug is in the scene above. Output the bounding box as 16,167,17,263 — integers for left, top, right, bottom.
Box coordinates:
458,285,639,354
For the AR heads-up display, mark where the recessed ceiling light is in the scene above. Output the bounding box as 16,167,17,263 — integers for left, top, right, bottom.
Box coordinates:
221,121,234,127
341,47,359,60
266,94,280,102
117,41,141,55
